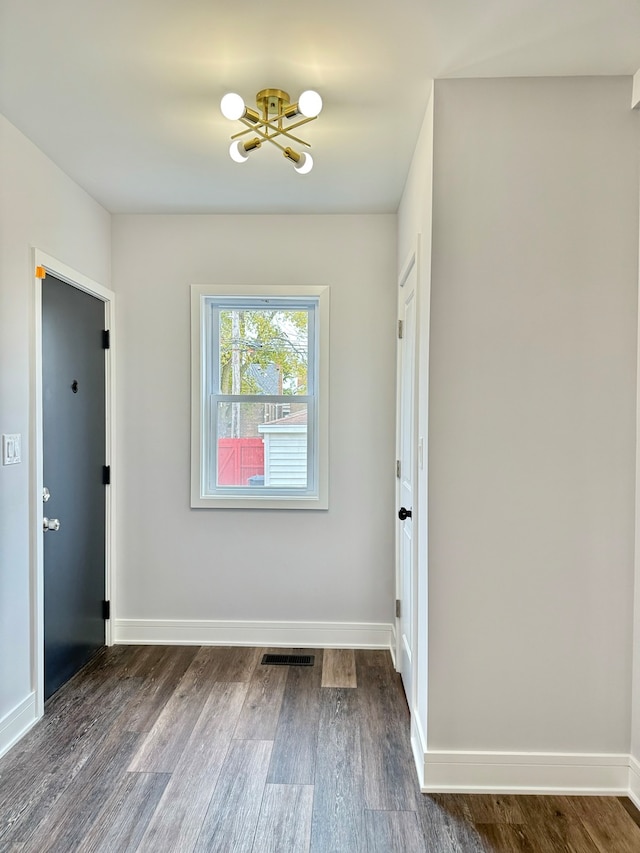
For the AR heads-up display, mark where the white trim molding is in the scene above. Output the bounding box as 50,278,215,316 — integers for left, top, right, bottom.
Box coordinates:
388,621,397,669
411,710,428,790
114,619,394,650
630,756,640,809
0,693,37,759
632,69,640,109
420,750,631,795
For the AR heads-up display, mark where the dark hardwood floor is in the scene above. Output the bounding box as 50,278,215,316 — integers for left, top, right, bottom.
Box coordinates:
1,645,639,852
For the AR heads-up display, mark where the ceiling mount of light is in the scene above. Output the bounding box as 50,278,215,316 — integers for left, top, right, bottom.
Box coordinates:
220,88,322,173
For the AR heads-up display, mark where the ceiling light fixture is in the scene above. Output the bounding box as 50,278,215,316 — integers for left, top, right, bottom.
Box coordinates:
220,88,322,174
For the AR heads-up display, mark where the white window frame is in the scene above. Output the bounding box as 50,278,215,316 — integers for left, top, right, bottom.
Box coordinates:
190,284,329,509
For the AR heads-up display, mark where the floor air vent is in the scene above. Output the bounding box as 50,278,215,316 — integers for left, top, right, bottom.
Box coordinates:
261,654,315,666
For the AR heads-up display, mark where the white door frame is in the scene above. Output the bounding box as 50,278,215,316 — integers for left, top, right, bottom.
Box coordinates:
395,243,420,712
30,249,116,718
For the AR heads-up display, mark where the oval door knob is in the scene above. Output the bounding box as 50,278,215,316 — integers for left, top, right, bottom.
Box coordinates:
43,517,61,532
398,507,412,521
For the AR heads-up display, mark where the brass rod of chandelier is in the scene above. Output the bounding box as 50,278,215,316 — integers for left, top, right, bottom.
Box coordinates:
276,115,317,133
230,125,279,141
252,117,312,147
269,128,310,147
233,117,311,148
240,124,290,154
230,123,281,141
230,127,256,140
230,127,310,151
258,114,317,138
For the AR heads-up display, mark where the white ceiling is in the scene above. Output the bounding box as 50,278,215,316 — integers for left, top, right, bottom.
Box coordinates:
1,0,639,214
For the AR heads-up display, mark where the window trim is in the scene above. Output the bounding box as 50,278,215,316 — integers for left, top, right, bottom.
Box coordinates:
190,284,329,509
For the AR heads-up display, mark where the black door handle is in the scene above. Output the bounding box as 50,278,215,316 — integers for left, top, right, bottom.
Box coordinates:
398,507,412,521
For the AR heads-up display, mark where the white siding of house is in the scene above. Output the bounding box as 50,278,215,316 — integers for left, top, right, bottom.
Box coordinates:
262,428,307,487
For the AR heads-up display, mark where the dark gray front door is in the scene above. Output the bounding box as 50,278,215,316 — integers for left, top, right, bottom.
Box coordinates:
42,273,106,700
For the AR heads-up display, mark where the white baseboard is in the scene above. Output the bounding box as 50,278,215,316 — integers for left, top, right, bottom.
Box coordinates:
420,750,630,795
411,712,428,790
629,755,640,808
113,618,394,651
0,693,37,759
388,622,397,669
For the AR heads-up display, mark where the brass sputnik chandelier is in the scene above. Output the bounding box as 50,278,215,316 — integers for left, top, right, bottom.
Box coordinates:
220,88,322,174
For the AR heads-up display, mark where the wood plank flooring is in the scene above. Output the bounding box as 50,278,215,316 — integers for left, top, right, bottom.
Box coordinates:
1,645,639,852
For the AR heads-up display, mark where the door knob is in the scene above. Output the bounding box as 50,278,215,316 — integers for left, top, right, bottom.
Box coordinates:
398,507,412,521
43,517,61,532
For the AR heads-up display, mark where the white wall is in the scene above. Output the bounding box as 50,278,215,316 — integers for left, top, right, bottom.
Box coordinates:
427,76,638,758
397,82,434,757
0,114,110,744
112,214,396,638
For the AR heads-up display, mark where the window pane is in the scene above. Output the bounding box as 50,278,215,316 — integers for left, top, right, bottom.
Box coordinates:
218,308,308,395
215,401,308,488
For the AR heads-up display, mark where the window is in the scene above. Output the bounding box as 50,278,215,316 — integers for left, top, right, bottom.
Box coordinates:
191,285,329,508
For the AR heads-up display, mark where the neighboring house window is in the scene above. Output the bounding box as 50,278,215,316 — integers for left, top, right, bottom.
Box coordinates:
191,285,329,509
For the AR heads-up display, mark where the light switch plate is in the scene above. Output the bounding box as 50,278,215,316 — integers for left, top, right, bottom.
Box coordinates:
2,434,21,465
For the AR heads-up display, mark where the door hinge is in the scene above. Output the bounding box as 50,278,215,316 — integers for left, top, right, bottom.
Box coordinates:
395,599,401,618
396,459,401,479
398,320,404,339
102,600,111,620
102,329,110,349
102,465,111,485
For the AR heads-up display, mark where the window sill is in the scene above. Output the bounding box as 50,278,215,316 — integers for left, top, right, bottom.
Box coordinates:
190,494,329,510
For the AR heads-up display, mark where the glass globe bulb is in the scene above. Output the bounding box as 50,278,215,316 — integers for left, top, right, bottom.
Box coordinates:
229,140,249,163
294,152,313,174
298,90,322,118
221,93,245,121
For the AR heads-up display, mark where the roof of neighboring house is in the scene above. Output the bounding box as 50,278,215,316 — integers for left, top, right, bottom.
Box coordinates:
262,410,307,426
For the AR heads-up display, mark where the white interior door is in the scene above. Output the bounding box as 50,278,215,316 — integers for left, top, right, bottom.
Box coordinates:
397,257,417,704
